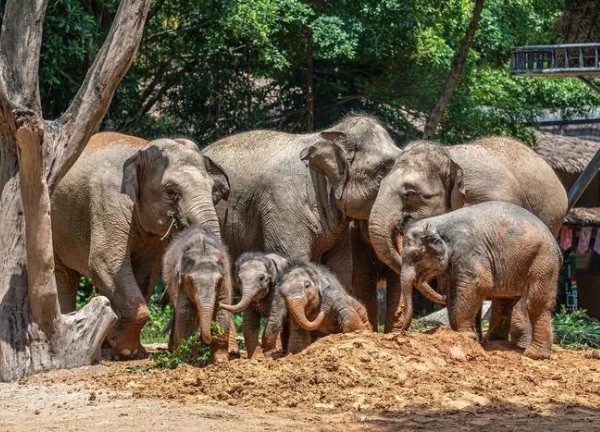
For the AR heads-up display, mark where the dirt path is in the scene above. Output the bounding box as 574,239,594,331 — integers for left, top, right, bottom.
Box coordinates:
3,328,600,431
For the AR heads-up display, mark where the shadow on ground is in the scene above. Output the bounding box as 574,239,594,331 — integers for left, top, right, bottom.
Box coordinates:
359,399,599,432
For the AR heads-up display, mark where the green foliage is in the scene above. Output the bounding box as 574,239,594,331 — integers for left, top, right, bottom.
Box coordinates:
22,0,599,145
140,279,173,344
76,277,97,310
131,322,224,372
553,306,600,349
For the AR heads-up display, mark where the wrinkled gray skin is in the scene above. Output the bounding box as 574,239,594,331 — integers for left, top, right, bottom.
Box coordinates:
400,202,561,360
277,262,370,354
219,252,290,358
203,116,400,330
369,137,568,336
163,226,232,362
52,132,229,358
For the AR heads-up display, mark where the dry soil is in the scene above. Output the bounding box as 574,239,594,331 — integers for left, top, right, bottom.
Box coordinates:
2,327,600,431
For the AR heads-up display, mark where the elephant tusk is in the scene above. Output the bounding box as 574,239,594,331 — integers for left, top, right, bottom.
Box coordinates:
160,211,177,241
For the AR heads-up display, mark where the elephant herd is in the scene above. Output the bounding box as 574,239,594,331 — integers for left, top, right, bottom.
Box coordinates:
50,115,568,361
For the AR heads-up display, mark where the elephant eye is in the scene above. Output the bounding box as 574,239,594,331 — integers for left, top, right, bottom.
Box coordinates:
303,280,311,289
402,190,418,200
164,187,180,202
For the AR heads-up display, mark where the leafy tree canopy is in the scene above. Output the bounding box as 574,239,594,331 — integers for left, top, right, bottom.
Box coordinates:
19,0,600,145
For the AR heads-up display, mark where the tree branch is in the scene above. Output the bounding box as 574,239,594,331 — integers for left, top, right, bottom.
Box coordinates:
51,0,151,189
0,0,48,115
424,0,484,139
14,109,60,332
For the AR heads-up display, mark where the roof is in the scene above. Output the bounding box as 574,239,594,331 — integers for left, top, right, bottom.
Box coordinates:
533,130,600,173
564,207,600,227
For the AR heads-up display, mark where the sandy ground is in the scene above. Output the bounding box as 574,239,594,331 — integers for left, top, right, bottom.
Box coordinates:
2,327,600,431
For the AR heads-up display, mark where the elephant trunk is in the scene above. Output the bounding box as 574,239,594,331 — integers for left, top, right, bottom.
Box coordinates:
190,281,216,345
181,193,222,240
198,304,214,345
286,297,325,331
415,280,447,305
399,267,416,330
219,284,256,313
369,185,404,275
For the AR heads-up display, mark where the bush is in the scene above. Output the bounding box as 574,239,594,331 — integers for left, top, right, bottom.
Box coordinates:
553,306,600,349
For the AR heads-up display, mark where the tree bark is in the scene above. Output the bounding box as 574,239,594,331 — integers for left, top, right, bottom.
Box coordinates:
0,0,150,382
424,0,484,139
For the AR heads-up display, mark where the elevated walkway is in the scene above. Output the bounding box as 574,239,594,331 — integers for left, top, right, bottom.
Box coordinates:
511,43,600,77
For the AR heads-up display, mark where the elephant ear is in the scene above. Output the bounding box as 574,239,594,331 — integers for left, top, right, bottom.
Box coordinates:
448,157,466,209
423,226,446,260
203,155,230,204
300,131,351,200
267,254,289,280
122,150,142,205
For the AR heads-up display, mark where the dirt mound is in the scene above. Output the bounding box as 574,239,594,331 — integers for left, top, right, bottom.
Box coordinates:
37,327,600,415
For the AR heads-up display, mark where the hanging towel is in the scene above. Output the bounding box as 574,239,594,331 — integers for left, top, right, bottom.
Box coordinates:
560,227,573,250
577,227,592,254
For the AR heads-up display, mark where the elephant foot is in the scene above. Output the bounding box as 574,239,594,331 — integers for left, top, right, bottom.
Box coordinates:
106,325,146,358
511,332,532,349
523,345,551,360
211,346,229,364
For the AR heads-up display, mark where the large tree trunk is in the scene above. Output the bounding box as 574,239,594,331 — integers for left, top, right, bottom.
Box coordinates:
424,0,484,139
0,0,150,381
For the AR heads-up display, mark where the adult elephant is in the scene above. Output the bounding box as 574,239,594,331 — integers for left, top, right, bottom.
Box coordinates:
203,115,400,317
369,137,568,336
51,132,229,357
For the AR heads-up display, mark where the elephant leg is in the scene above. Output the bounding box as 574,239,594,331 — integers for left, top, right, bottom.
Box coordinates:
171,297,197,351
321,231,352,293
262,291,287,353
349,228,379,330
243,308,262,359
228,315,239,356
486,298,518,341
523,281,554,359
211,283,232,363
287,321,312,354
91,262,149,357
510,298,532,349
448,281,482,341
55,262,80,313
384,271,402,333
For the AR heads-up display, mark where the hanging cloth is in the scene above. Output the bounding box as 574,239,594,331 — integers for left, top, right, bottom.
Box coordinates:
560,226,573,250
594,229,600,255
577,227,593,254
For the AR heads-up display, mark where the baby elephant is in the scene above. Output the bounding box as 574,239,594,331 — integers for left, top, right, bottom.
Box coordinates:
163,226,233,362
219,252,290,358
277,262,370,354
399,201,561,359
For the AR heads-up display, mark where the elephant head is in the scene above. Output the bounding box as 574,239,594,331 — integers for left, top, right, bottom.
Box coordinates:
220,252,289,313
122,138,230,240
398,221,448,329
369,141,465,275
300,116,400,220
276,264,326,331
164,227,230,346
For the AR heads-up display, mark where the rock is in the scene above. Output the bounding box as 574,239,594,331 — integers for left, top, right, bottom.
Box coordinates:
418,301,492,327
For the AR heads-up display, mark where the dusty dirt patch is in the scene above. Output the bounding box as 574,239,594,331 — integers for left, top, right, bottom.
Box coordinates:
10,327,600,431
